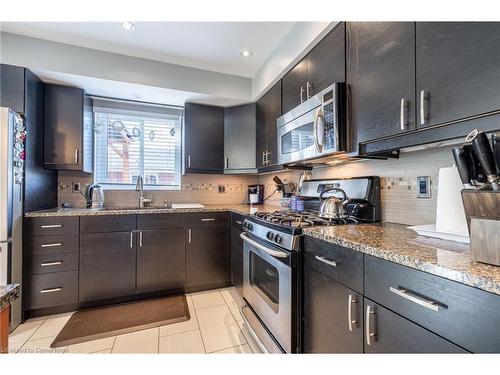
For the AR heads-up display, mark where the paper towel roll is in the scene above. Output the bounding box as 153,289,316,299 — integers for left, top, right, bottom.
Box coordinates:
435,166,469,236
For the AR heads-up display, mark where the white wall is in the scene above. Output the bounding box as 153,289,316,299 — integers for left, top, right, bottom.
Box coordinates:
0,31,252,102
252,22,336,99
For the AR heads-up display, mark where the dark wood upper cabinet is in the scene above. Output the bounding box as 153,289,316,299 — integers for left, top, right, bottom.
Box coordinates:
184,102,224,174
416,22,500,128
282,23,346,114
44,84,93,173
224,103,256,172
136,229,186,293
79,231,137,302
256,80,282,169
186,226,230,288
0,64,25,113
303,263,363,353
364,298,466,353
348,22,416,144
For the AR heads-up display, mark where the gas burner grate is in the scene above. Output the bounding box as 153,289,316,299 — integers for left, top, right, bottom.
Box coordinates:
253,210,359,228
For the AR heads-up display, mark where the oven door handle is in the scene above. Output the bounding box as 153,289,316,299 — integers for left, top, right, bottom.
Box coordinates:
240,233,288,259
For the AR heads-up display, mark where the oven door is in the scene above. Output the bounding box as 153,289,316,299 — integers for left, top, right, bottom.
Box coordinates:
241,232,292,353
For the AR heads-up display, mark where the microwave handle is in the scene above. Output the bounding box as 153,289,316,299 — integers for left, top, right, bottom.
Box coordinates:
313,108,324,153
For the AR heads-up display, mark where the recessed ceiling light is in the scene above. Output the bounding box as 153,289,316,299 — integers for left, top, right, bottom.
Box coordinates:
240,49,253,58
121,22,136,32
131,93,142,99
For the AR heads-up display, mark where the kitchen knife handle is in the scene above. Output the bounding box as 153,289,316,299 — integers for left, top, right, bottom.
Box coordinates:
471,131,497,177
452,147,472,187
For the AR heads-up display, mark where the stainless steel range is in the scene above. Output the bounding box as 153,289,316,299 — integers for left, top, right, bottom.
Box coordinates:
240,176,380,353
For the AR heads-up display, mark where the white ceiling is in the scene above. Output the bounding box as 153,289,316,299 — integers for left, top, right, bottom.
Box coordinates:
1,22,296,78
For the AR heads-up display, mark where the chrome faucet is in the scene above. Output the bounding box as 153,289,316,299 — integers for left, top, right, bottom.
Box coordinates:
135,175,153,208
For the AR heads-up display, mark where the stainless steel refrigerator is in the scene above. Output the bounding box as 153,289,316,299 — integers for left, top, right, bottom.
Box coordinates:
0,107,25,330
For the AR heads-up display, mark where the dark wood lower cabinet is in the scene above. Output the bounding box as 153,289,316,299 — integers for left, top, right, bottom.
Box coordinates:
230,225,243,297
79,231,136,302
363,298,467,353
187,226,230,288
303,264,363,353
136,229,186,293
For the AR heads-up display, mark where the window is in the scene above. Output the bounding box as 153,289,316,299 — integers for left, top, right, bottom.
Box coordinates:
93,98,183,190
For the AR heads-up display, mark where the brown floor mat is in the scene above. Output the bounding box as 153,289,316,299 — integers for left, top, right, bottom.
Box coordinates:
51,295,189,348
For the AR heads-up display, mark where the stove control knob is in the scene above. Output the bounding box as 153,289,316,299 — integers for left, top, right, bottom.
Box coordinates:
247,223,253,231
266,231,274,241
243,222,248,229
274,234,283,244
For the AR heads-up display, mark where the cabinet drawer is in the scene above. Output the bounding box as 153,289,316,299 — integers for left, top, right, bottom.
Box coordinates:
304,236,363,293
24,234,78,255
25,216,79,236
185,212,229,227
364,298,466,353
80,214,136,233
231,212,245,232
25,252,79,275
364,255,500,353
24,271,78,309
137,213,187,230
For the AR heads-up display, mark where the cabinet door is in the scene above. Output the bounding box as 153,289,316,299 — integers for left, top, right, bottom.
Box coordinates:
224,103,256,171
0,64,25,113
184,103,224,174
364,299,466,353
256,80,282,168
186,226,230,287
282,59,308,114
303,264,363,353
137,229,186,293
416,22,500,128
348,22,416,143
44,84,84,170
307,23,346,98
230,225,243,298
79,231,136,302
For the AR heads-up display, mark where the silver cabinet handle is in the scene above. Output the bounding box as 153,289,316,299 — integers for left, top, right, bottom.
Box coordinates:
74,148,79,164
389,287,440,312
130,232,134,248
266,151,271,165
420,90,426,125
348,294,358,332
188,229,192,244
314,255,336,267
400,98,407,130
40,242,62,248
201,218,216,222
40,224,62,229
306,81,312,99
40,287,62,294
240,233,288,258
300,86,305,103
41,261,62,267
187,154,191,168
139,231,143,248
366,305,376,346
235,220,243,225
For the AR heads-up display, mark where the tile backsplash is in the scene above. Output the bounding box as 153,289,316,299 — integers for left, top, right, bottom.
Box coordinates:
57,145,456,226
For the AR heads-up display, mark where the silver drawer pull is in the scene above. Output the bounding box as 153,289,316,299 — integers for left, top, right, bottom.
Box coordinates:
347,294,358,332
389,287,440,312
201,218,216,222
315,255,337,267
40,287,62,294
235,220,243,225
40,243,62,248
40,224,62,229
366,305,376,346
41,261,62,267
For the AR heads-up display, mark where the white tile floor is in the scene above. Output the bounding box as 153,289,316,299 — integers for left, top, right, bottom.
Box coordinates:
9,287,263,354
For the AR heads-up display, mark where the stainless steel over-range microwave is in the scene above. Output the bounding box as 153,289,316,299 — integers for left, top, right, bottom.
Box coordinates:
277,82,346,165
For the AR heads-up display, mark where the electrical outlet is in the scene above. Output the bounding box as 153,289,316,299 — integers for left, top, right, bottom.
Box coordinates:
218,185,225,193
416,176,431,198
72,182,81,193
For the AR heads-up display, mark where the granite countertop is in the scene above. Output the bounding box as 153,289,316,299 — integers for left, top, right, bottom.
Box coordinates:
25,204,282,218
0,284,20,311
303,223,500,296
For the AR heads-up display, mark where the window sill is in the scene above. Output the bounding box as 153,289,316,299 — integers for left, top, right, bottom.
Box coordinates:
97,184,181,191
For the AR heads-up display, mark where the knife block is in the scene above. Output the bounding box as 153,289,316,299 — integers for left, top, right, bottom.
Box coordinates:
461,190,500,266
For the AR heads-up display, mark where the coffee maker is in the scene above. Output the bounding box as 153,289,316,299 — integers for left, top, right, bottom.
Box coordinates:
247,184,264,205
